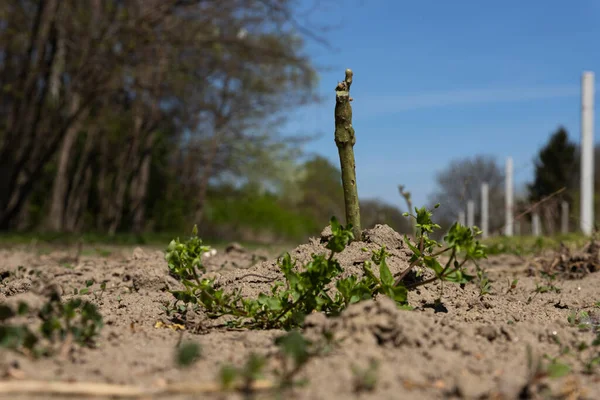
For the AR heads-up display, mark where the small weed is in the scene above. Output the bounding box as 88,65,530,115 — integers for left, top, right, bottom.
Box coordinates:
476,266,492,297
352,359,379,393
506,278,518,294
536,271,561,294
219,353,267,394
218,330,321,395
175,341,202,367
567,310,592,330
521,344,571,398
273,330,312,389
400,204,486,293
543,355,571,378
0,289,103,358
74,279,108,301
528,273,561,304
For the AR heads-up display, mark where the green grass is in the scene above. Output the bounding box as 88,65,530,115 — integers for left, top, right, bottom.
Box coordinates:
0,231,297,257
482,233,593,256
0,231,178,247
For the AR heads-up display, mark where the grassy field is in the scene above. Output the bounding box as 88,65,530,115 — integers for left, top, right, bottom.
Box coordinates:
2,229,596,254
482,232,595,255
0,230,298,258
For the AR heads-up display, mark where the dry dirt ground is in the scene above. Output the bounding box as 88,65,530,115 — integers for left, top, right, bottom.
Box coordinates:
1,225,600,399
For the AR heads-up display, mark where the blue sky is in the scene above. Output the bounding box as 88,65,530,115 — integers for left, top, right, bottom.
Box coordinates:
285,0,599,210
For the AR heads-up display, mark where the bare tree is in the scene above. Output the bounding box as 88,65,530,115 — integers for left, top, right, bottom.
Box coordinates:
429,155,505,234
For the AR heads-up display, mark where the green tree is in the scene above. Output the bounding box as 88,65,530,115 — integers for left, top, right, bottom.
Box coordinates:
360,199,411,234
295,156,345,229
528,126,577,201
527,126,577,234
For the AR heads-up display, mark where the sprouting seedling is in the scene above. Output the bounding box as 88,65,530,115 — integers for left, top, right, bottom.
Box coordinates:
75,279,95,295
39,290,104,348
165,224,213,281
351,359,379,393
218,330,320,395
0,289,103,358
74,279,107,301
506,278,519,294
398,184,415,237
221,353,267,395
396,204,486,295
175,341,202,367
475,265,492,297
334,68,361,241
274,330,312,389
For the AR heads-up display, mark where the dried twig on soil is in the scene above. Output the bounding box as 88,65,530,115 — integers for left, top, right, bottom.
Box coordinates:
527,240,600,279
334,68,361,240
0,379,275,398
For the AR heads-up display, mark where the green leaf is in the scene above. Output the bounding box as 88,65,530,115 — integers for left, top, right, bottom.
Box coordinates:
176,341,202,367
423,256,444,276
381,284,407,304
403,236,421,257
275,330,311,366
17,302,29,316
379,256,393,287
219,365,238,389
546,361,571,378
257,293,282,310
242,353,266,381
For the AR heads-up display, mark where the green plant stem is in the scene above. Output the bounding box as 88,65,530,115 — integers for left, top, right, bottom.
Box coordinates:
269,291,311,328
334,69,361,240
405,276,439,290
437,247,457,278
393,235,425,285
394,259,420,286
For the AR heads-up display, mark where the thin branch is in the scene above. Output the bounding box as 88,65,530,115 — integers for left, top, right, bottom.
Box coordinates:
0,379,275,397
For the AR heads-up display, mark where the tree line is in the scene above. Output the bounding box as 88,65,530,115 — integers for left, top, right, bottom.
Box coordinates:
428,126,595,236
0,1,411,242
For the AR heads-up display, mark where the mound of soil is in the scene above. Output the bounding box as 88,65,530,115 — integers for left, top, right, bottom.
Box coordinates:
1,226,600,399
210,224,413,303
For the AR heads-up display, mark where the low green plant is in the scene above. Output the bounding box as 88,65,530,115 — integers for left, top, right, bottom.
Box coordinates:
220,353,267,393
397,204,486,292
506,278,519,294
219,330,320,394
175,341,202,367
534,313,600,378
166,218,355,329
74,279,108,301
535,272,561,294
0,289,103,357
273,330,312,389
476,266,492,296
165,204,487,329
351,359,380,393
567,310,592,330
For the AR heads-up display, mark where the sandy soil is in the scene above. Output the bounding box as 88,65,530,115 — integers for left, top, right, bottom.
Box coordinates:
1,225,600,399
